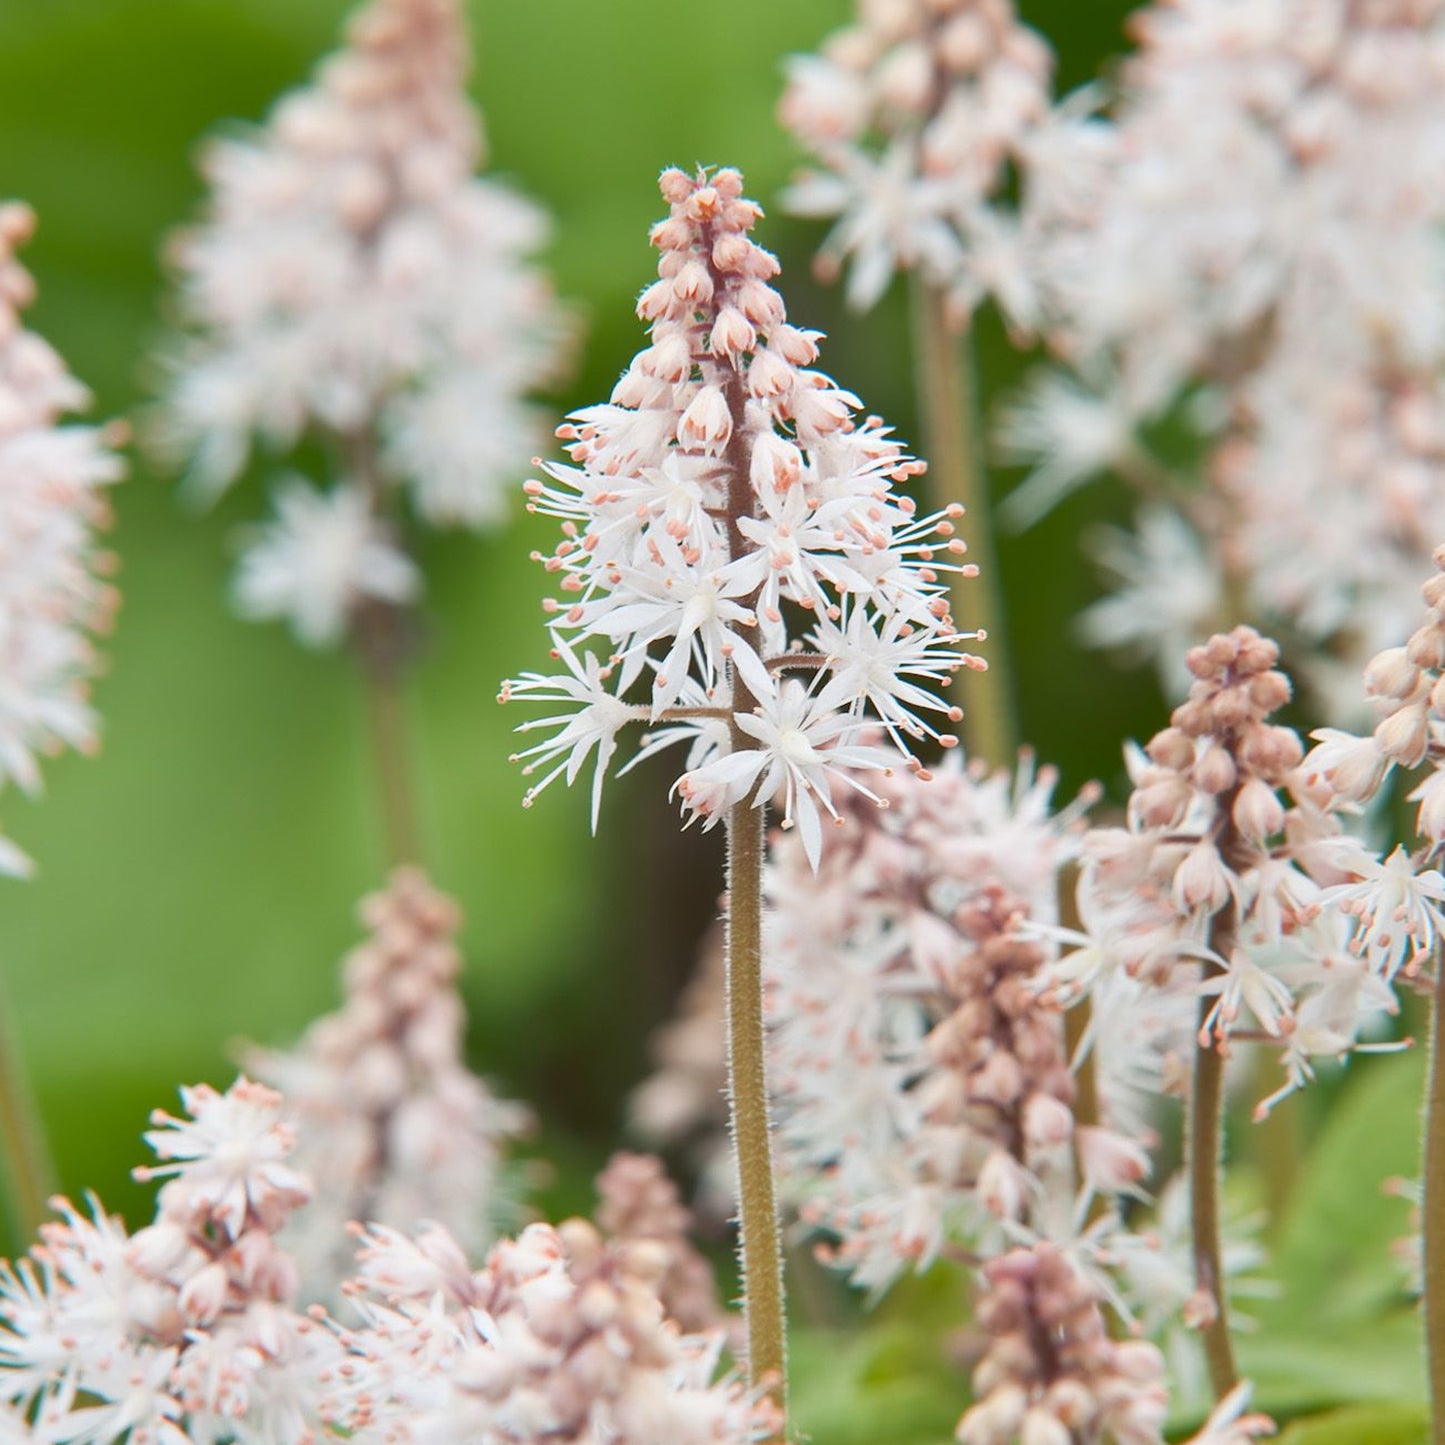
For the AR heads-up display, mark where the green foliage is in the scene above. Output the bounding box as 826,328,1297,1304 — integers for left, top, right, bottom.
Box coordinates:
1276,1403,1430,1445
1239,1049,1427,1415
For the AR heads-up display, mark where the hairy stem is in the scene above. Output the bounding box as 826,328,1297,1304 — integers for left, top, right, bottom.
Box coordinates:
909,275,1015,768
0,983,54,1242
1191,903,1238,1401
1424,968,1445,1444
725,800,786,1420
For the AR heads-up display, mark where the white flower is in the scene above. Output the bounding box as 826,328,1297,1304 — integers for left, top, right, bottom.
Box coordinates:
234,481,419,648
0,202,122,869
996,370,1141,529
505,168,970,856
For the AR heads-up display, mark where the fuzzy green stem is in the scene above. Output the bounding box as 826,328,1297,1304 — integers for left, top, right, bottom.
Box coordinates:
1190,982,1238,1401
0,984,54,1243
1424,970,1445,1443
909,275,1015,768
724,798,786,1426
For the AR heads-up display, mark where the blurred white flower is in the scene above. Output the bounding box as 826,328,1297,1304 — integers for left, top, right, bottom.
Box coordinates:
161,0,569,638
0,202,123,872
233,481,419,648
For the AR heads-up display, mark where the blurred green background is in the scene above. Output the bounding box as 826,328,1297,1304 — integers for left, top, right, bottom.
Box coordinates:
0,0,1156,1254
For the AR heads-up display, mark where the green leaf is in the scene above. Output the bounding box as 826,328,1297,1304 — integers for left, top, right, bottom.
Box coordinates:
1276,1403,1430,1445
1234,1050,1427,1416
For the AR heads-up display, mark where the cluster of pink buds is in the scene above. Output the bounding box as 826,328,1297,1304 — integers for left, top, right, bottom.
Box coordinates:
246,869,531,1301
162,0,568,647
1057,626,1404,1116
763,754,1155,1295
503,166,978,864
0,1078,337,1445
780,0,1058,324
325,1215,768,1445
958,1243,1168,1445
594,1151,733,1340
0,201,124,875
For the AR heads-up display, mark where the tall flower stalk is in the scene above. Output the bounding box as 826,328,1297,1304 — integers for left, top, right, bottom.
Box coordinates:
161,0,569,866
504,166,976,1423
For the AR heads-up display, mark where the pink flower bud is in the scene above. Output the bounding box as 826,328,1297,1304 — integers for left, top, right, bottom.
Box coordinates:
179,1260,230,1325
1232,776,1284,841
1375,702,1430,767
677,386,732,454
1173,840,1231,913
1076,1125,1150,1194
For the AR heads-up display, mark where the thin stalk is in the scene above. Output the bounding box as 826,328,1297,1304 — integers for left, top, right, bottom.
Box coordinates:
1191,899,1239,1402
1423,968,1445,1443
343,426,424,869
355,620,423,869
0,986,54,1242
909,275,1016,768
724,799,786,1421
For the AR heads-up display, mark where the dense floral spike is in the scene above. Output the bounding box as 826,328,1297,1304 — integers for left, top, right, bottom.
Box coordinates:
766,755,1118,1291
1006,0,1445,705
247,868,531,1301
503,166,977,864
163,0,568,644
594,1152,734,1340
779,0,1058,326
957,1243,1168,1445
0,202,123,873
1058,626,1403,1116
326,1217,768,1445
0,1078,337,1445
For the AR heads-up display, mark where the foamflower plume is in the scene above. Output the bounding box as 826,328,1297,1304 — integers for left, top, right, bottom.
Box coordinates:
161,0,569,644
503,165,980,866
0,201,124,875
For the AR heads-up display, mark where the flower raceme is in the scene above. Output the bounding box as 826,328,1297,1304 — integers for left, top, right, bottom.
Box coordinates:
502,167,979,865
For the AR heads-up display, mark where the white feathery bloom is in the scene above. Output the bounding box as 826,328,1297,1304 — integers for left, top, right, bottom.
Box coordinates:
0,202,123,871
996,369,1142,529
245,869,532,1303
764,754,1121,1293
1,1078,341,1445
503,167,974,850
324,1218,767,1445
1058,627,1407,1119
1077,506,1225,698
233,481,419,647
780,0,1058,326
161,0,569,638
1009,0,1445,710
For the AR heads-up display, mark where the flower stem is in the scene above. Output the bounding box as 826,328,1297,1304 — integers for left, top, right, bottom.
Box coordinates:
1190,961,1238,1401
724,797,786,1427
0,981,54,1242
909,275,1015,769
354,600,423,868
1423,967,1445,1444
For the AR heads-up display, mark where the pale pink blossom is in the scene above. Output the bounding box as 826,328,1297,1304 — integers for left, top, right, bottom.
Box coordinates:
0,202,123,871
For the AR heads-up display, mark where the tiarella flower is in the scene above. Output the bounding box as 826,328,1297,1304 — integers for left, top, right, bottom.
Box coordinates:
1076,506,1225,699
780,0,1058,327
956,1243,1168,1445
0,1078,339,1445
503,167,974,854
761,755,1164,1299
1006,0,1445,710
233,481,419,647
1055,627,1405,1102
245,869,532,1301
161,0,568,640
323,1217,767,1445
0,201,124,872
